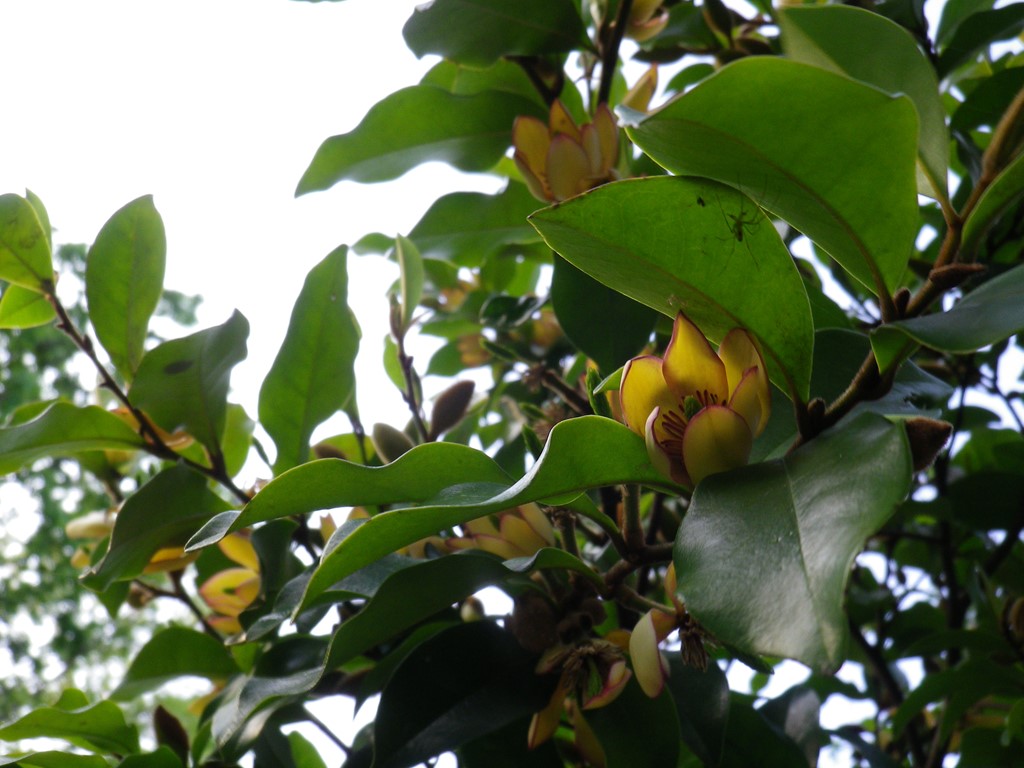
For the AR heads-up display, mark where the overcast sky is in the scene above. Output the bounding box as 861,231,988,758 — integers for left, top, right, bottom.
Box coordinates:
1,0,502,435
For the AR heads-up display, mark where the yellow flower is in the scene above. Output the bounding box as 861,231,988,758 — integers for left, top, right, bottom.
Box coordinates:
448,503,556,560
199,532,261,635
620,312,770,486
513,101,619,203
626,0,669,42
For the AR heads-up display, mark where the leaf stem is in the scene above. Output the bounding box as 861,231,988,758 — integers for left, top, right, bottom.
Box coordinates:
597,0,632,106
47,292,252,505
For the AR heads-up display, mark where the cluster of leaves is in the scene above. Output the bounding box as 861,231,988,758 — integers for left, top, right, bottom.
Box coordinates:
1,0,1024,766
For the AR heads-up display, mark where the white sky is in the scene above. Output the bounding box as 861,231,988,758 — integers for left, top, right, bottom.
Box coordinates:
1,0,502,438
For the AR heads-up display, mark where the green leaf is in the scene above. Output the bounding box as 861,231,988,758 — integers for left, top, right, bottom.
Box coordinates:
674,413,913,672
0,402,146,475
407,184,542,266
287,732,328,768
0,753,108,768
130,311,249,455
83,465,232,592
667,659,729,767
259,247,360,473
296,86,545,193
395,235,423,331
299,417,676,609
0,193,53,293
586,679,681,768
402,0,588,67
117,747,184,768
719,695,809,768
780,5,948,200
373,621,553,768
326,549,599,669
0,690,139,755
421,59,544,104
871,263,1024,373
112,626,240,701
937,4,1024,77
458,716,563,768
530,176,814,400
0,283,56,328
961,152,1024,260
627,57,919,298
759,686,825,766
550,254,658,374
85,195,166,380
24,189,52,253
188,440,515,548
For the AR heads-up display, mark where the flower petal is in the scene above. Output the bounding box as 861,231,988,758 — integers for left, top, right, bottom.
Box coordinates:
547,135,591,201
500,513,550,555
219,533,259,572
620,355,676,438
528,675,570,749
582,658,631,709
516,503,556,548
629,610,674,698
663,313,728,406
646,408,689,486
719,328,771,431
728,366,768,437
548,99,581,141
682,405,753,485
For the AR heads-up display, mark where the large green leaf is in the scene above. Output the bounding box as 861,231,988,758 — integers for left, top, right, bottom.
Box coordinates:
530,176,814,400
326,549,600,669
112,626,240,701
402,0,588,67
299,417,676,610
627,57,919,298
550,255,658,375
674,413,912,672
0,283,56,328
372,621,552,768
407,184,542,266
586,679,681,768
0,753,107,768
961,152,1024,260
0,402,146,475
82,465,232,592
187,440,516,548
296,86,544,193
0,690,139,756
0,193,53,293
871,263,1024,373
667,659,730,767
129,311,249,455
259,247,360,473
85,195,166,380
780,5,948,200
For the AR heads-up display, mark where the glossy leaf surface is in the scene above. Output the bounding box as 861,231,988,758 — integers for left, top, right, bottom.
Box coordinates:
112,626,240,700
550,255,658,374
961,152,1024,259
0,689,138,755
402,0,588,67
780,5,948,200
296,86,544,193
85,195,166,380
627,57,918,297
0,403,146,475
675,413,912,672
0,193,53,293
373,621,552,768
407,184,542,264
259,247,360,473
300,416,676,609
130,311,249,454
531,176,813,400
83,465,232,592
871,263,1024,372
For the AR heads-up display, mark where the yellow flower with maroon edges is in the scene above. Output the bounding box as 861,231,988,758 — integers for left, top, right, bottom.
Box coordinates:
198,532,261,635
620,312,770,487
513,101,619,203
